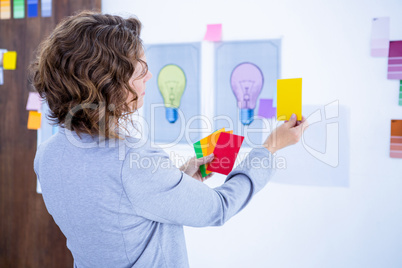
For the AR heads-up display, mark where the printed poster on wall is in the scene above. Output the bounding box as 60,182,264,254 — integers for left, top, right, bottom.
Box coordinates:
214,40,281,147
144,43,201,145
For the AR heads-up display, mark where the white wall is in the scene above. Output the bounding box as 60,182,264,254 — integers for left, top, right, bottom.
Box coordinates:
102,0,402,267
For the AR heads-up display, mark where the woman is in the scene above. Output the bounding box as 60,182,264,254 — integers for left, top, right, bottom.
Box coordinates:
31,11,308,268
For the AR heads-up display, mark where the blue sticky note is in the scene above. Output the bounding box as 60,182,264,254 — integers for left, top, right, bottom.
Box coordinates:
27,0,38,18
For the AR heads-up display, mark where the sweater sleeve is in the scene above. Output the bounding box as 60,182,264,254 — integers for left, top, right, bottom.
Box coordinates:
121,146,275,227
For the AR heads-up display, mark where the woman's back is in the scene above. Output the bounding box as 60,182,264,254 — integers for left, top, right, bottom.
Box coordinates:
34,128,189,267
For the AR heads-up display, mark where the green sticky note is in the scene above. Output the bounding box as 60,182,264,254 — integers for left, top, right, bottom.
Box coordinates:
13,0,25,19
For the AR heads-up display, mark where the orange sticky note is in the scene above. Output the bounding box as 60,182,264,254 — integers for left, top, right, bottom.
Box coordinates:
276,78,302,121
3,51,17,70
27,111,41,130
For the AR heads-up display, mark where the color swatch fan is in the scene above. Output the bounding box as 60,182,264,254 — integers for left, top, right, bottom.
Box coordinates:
193,129,243,177
206,132,244,175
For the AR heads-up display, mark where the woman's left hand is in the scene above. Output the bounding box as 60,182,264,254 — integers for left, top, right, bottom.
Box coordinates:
179,154,215,183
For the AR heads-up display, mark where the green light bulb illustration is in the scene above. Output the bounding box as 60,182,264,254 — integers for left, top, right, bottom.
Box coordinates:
157,64,186,123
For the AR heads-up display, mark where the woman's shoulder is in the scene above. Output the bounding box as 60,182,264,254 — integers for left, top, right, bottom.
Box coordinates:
122,135,168,159
34,131,66,174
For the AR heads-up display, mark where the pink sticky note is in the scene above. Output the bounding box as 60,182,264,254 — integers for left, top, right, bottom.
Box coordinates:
26,92,42,111
204,24,222,42
371,17,390,57
258,99,276,119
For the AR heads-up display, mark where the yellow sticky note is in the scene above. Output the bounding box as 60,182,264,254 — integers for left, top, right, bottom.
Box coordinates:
3,51,17,70
27,111,41,130
276,78,302,121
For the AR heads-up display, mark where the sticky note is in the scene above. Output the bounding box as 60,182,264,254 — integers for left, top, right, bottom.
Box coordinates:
390,119,402,158
13,0,25,19
0,49,6,85
41,0,52,17
27,0,38,17
206,132,244,175
0,68,3,85
370,17,390,57
204,24,222,42
276,78,302,121
194,128,227,177
27,111,41,130
258,98,276,119
399,81,402,106
26,92,42,111
3,51,17,70
0,0,11,19
388,41,402,80
0,49,7,67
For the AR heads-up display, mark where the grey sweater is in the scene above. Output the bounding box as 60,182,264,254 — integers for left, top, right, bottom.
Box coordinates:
34,127,274,268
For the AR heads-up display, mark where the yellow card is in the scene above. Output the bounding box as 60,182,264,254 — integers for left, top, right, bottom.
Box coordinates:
276,78,302,121
27,111,41,130
3,51,17,70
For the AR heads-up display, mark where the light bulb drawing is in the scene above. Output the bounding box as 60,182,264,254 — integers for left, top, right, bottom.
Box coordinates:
230,62,264,125
157,64,186,123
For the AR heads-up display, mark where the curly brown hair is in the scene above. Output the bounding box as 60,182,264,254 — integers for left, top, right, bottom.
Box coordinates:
29,11,148,139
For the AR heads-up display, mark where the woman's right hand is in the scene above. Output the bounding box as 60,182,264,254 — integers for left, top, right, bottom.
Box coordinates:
263,114,309,154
